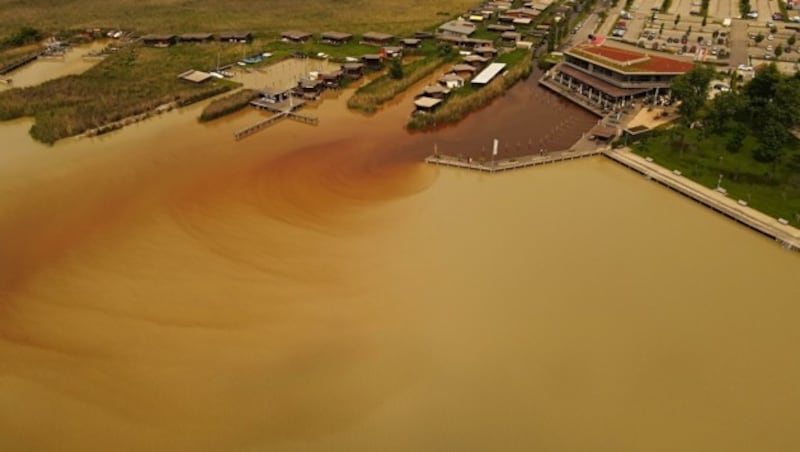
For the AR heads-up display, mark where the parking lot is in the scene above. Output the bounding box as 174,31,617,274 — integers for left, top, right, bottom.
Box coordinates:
595,0,800,69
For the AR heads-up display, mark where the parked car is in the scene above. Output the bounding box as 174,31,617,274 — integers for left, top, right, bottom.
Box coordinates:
767,34,774,41
747,11,759,19
737,64,754,71
773,13,784,21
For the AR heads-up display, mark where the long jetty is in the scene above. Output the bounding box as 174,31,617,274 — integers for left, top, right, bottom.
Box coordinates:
424,148,603,172
602,149,800,252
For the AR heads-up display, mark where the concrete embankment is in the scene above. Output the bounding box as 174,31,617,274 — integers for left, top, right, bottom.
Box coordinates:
603,148,800,252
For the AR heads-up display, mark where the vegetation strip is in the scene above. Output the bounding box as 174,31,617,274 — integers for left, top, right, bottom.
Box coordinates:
347,54,453,113
200,89,259,122
407,49,533,131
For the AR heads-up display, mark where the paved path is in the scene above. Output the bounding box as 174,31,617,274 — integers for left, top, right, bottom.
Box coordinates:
604,149,800,251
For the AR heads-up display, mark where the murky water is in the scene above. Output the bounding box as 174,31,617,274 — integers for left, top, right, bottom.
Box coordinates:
0,69,798,452
0,41,107,90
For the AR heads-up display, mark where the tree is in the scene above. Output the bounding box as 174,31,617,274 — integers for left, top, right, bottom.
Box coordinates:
754,33,765,43
675,14,681,26
698,35,704,43
389,59,403,79
788,34,796,47
776,44,783,58
726,126,746,153
770,25,778,34
740,1,751,16
706,91,744,132
702,15,708,27
670,64,716,125
712,30,719,39
659,23,665,36
752,118,788,175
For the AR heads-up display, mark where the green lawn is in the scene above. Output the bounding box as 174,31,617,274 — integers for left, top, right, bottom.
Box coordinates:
631,127,800,225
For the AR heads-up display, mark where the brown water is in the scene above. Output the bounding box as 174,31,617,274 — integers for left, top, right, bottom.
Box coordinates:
0,74,799,452
0,41,107,90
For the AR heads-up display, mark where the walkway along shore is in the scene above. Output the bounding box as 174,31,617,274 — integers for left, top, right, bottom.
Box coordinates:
603,149,800,252
424,148,800,252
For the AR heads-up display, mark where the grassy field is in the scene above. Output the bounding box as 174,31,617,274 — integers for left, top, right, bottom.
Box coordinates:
631,128,800,225
0,0,479,37
0,43,245,143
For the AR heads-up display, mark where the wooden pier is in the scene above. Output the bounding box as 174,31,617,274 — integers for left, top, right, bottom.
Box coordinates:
603,149,800,252
234,97,317,140
0,52,42,76
424,148,603,173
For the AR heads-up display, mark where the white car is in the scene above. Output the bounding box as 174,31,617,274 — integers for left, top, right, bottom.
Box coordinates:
792,16,800,23
747,11,759,19
737,64,753,71
767,34,774,41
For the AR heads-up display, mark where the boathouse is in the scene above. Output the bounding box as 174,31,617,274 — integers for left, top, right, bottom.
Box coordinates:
450,63,478,79
296,78,324,99
474,45,498,58
179,33,214,43
361,54,384,69
219,32,253,43
141,34,176,47
400,38,422,49
260,87,292,104
418,84,450,99
281,30,312,43
342,62,365,78
321,70,344,88
463,54,489,68
488,24,516,32
501,32,522,45
541,41,694,113
438,20,476,38
362,32,394,46
439,73,465,89
382,46,403,59
320,31,353,45
413,96,443,114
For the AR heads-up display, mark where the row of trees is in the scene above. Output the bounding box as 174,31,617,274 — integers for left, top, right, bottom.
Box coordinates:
1,26,41,50
671,63,800,171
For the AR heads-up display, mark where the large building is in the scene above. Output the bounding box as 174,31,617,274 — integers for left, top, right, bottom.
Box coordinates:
540,40,694,115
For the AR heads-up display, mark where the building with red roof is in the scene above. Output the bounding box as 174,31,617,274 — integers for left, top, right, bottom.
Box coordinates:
540,40,695,115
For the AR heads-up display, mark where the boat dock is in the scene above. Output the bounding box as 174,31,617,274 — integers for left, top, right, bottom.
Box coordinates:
424,148,603,172
602,149,800,252
0,52,42,76
234,97,318,140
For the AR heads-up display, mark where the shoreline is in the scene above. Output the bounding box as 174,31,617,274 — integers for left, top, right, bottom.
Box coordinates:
604,149,800,252
423,146,800,253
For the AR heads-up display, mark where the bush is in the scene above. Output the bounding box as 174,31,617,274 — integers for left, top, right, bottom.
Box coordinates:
199,89,259,122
